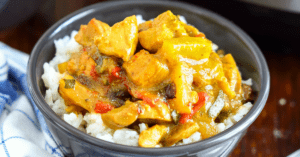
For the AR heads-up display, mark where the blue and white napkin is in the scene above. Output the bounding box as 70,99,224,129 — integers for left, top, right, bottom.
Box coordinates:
0,42,65,157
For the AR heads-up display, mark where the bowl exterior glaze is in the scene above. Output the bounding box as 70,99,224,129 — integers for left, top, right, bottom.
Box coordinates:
27,1,270,156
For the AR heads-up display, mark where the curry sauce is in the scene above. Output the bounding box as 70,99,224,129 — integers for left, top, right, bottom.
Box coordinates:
56,10,253,147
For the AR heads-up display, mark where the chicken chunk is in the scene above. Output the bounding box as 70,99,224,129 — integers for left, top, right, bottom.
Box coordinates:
101,100,138,129
123,50,169,87
139,24,173,53
162,121,200,147
94,15,138,61
75,18,110,46
59,74,98,112
193,52,235,99
138,10,188,52
138,20,152,32
138,101,172,123
181,22,204,37
65,51,97,77
139,125,168,147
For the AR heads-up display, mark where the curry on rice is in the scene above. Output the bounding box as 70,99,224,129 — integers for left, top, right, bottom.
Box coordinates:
47,10,253,147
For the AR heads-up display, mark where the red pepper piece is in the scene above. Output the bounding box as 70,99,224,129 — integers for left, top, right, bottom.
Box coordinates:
94,101,114,114
195,33,206,38
92,91,98,96
90,65,99,81
179,92,209,124
135,92,158,107
111,67,121,77
109,66,122,83
179,114,193,124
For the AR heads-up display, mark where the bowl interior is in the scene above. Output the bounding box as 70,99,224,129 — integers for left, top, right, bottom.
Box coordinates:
28,1,269,155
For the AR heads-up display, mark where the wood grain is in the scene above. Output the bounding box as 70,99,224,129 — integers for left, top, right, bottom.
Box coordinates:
230,53,300,157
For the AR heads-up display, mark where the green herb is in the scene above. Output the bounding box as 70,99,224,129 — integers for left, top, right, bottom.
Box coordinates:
64,79,75,89
102,78,110,86
95,64,102,74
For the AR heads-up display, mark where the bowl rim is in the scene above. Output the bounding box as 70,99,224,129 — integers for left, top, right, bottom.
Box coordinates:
27,0,270,155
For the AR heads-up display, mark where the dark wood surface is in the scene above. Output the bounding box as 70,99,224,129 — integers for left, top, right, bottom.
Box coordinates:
230,52,300,157
1,1,299,157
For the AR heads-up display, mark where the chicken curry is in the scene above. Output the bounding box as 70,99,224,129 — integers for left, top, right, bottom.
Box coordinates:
57,11,253,147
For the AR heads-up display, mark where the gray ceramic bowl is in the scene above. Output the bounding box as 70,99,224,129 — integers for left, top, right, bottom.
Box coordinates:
27,1,270,156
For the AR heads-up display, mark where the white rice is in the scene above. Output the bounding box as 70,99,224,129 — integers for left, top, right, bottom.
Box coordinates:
205,85,213,91
216,123,226,133
83,113,107,136
182,131,201,144
178,15,187,24
42,14,254,147
113,129,139,146
63,113,85,132
139,123,148,133
42,63,66,116
171,110,179,123
96,133,114,143
212,43,219,52
216,102,253,132
208,90,225,118
205,102,212,112
136,14,146,25
242,78,253,86
177,131,202,146
50,31,82,71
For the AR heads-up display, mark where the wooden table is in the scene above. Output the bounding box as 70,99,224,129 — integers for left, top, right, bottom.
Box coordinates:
231,51,300,157
1,1,299,156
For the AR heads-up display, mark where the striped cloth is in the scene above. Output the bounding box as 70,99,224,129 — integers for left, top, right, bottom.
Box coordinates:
0,42,65,157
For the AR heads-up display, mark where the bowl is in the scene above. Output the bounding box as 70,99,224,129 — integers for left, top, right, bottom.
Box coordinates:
27,1,270,156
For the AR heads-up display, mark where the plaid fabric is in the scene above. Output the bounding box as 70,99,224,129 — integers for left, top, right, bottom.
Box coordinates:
0,42,66,157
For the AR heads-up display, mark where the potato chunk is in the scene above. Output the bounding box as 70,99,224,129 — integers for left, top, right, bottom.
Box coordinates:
59,74,98,112
162,121,200,147
75,18,110,46
123,50,169,87
101,100,138,129
157,37,212,67
94,15,138,61
139,125,168,147
138,101,172,123
168,63,194,114
139,10,188,52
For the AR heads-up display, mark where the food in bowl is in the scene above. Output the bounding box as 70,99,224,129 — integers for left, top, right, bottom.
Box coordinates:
42,10,254,147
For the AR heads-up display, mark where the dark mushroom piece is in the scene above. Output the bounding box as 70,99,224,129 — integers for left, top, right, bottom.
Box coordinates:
165,83,176,99
108,89,132,108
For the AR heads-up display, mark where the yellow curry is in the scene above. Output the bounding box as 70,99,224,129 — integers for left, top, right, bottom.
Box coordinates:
57,11,253,147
